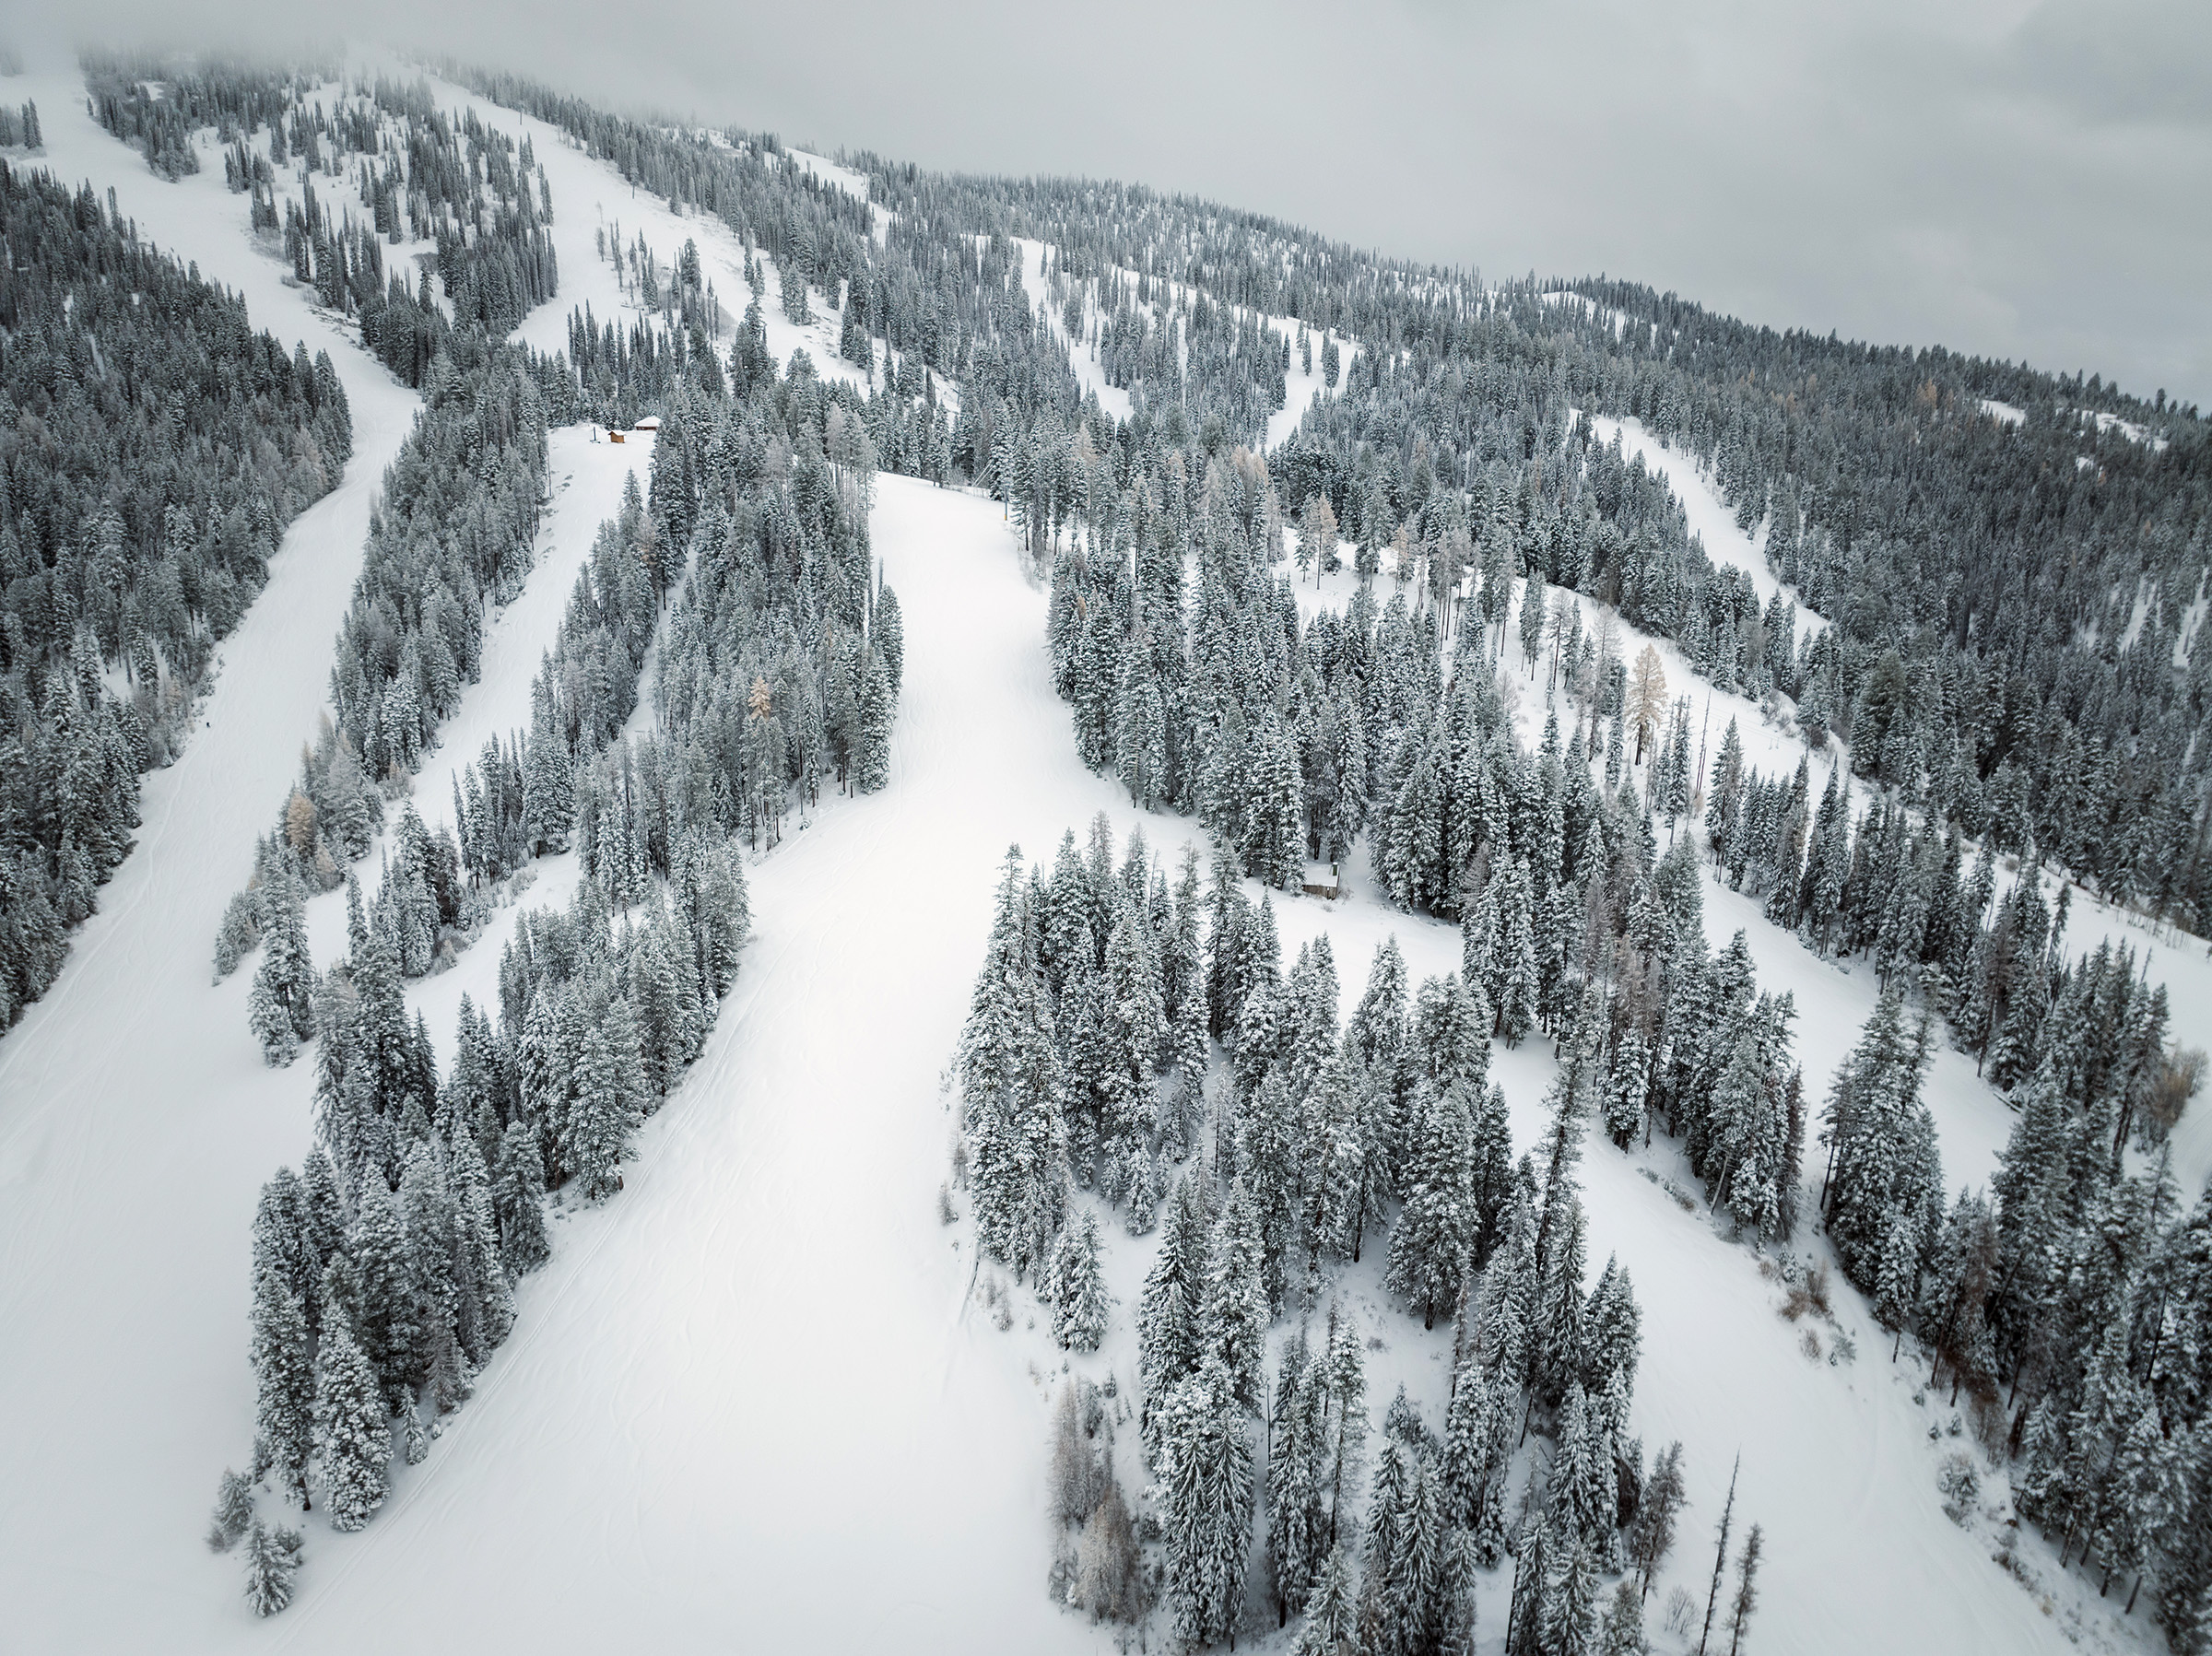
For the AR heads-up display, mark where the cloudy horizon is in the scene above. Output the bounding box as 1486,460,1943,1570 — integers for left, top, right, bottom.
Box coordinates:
21,0,2210,407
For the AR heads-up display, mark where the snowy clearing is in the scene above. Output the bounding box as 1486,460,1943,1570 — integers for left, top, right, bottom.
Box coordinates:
2085,407,2171,452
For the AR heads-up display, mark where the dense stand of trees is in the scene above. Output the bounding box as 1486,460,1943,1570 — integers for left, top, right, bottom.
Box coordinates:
1813,949,2208,1638
0,161,349,1034
827,155,2210,938
959,816,1750,1653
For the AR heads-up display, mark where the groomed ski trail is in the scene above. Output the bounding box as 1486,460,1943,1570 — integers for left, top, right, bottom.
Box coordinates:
0,67,424,1650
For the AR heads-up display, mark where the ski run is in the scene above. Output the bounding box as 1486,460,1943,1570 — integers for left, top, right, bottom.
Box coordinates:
0,47,2206,1656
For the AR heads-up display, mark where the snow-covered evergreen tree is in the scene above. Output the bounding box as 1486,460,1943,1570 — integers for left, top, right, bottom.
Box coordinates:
312,1311,388,1533
1154,1352,1254,1649
240,1519,301,1616
1387,1082,1476,1327
206,1468,254,1553
1049,1208,1112,1352
250,1265,313,1508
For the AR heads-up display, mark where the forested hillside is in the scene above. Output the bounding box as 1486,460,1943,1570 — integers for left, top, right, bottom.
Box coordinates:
5,43,2203,1654
107,64,918,1592
794,158,2205,938
0,160,349,1032
206,55,2207,1640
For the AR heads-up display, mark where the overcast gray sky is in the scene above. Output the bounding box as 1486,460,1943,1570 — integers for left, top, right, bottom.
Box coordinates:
31,0,2212,407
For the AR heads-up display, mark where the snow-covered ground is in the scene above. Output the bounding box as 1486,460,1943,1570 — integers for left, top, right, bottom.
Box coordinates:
2085,407,2170,452
0,52,2202,1656
29,446,2099,1651
788,146,873,206
1981,396,2027,427
441,76,871,399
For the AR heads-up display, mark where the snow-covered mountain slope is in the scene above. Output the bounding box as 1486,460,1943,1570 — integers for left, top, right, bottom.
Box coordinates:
0,65,426,1649
286,468,2086,1656
1296,431,2212,1204
386,460,2088,1656
462,74,872,394
221,476,1118,1652
12,429,2098,1651
295,424,654,980
0,62,667,1648
0,65,1088,1647
0,52,2202,1656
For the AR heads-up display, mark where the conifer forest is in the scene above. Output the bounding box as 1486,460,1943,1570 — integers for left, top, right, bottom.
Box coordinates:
0,29,2206,1656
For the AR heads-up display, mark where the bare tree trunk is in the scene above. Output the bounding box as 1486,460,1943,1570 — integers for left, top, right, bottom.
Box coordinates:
1700,1454,1740,1656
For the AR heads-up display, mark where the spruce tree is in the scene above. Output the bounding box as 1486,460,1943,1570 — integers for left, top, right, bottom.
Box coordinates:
347,1182,418,1408
250,1267,314,1508
1542,1534,1600,1656
1293,1542,1359,1655
1597,1579,1645,1656
1319,1307,1369,1551
1724,1522,1763,1656
1155,1352,1254,1649
853,647,894,793
1387,1082,1476,1328
1203,1179,1269,1412
1050,1208,1112,1353
569,1008,645,1202
960,848,1069,1282
1822,991,1941,1286
1630,1439,1686,1598
1140,1170,1211,1416
206,1468,254,1553
312,1312,388,1533
240,1519,300,1617
493,1119,552,1274
1269,1339,1329,1620
249,953,300,1066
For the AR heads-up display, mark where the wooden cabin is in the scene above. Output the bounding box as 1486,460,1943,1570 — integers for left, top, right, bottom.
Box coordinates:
1301,862,1341,900
633,415,663,431
607,430,625,443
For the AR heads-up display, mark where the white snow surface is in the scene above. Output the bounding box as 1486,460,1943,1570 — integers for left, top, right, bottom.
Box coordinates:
0,54,2201,1656
787,146,873,206
1980,397,2027,427
2086,407,2171,452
